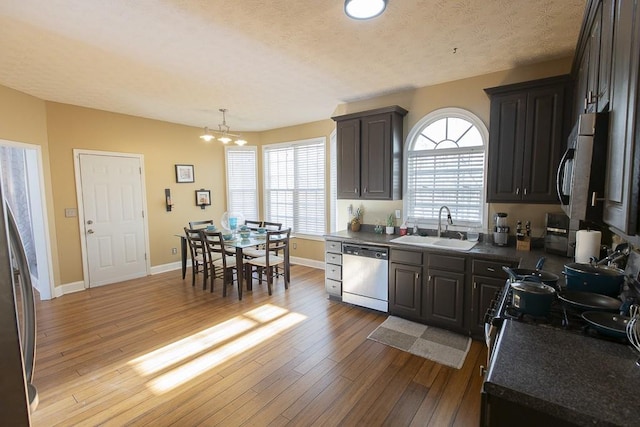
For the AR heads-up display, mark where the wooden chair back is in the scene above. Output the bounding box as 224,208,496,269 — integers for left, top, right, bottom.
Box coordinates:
244,220,262,230
263,221,283,231
188,219,214,229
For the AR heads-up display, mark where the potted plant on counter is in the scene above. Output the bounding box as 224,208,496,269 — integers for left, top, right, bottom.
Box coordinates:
350,207,363,232
386,214,395,235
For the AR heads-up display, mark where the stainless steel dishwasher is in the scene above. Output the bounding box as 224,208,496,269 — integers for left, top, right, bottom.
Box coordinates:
342,244,389,312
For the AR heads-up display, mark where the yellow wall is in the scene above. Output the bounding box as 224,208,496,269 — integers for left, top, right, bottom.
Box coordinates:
0,56,573,289
45,102,258,283
0,85,61,287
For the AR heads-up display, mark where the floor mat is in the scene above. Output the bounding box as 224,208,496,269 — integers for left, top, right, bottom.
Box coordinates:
367,315,471,369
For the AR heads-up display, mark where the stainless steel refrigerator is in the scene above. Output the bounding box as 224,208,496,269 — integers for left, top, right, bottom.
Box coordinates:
0,182,38,425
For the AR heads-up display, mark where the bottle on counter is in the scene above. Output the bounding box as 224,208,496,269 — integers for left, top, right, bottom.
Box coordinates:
400,221,407,236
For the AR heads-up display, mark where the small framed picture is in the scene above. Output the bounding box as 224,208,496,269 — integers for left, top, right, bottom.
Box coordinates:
175,164,194,183
195,189,211,209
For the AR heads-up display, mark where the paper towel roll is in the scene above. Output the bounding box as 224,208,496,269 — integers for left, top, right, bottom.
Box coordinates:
575,230,602,263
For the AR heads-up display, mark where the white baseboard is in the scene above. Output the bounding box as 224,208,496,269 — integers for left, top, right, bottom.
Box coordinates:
54,257,321,297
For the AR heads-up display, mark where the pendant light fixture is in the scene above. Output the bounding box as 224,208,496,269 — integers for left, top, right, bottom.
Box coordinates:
344,0,387,20
199,109,247,146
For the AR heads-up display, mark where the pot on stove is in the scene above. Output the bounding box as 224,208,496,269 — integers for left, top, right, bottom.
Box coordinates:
510,280,556,317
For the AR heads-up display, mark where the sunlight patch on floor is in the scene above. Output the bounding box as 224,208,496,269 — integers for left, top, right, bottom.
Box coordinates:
127,304,307,395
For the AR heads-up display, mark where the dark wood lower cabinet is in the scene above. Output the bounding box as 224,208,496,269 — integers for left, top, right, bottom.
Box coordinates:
424,268,466,332
389,262,423,320
470,275,506,334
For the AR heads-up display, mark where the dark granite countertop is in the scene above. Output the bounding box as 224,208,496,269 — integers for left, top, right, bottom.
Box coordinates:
485,320,640,426
325,230,570,277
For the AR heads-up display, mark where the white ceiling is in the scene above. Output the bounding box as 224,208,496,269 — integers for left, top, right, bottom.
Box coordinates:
0,0,586,132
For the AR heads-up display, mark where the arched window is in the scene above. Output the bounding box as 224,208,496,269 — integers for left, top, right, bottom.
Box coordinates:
404,108,488,228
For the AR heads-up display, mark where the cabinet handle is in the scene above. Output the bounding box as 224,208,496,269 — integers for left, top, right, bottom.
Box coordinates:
363,187,367,193
591,191,605,206
523,188,527,196
515,187,520,195
428,275,432,283
354,187,358,194
473,281,477,289
487,267,495,272
587,90,597,104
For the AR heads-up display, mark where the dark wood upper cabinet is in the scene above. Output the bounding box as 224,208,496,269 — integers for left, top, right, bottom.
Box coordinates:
332,105,408,200
485,76,573,203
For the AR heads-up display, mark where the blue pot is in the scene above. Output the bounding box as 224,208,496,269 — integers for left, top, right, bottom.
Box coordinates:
564,263,625,296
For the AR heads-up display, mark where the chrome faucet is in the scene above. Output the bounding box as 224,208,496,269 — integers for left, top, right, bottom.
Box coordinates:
438,206,453,237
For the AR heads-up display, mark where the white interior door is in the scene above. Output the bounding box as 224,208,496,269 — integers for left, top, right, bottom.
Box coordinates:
78,152,148,287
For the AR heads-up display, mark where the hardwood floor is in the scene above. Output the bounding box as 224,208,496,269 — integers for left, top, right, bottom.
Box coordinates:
31,265,486,426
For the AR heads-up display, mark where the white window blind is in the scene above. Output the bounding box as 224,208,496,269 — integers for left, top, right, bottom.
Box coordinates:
405,109,487,228
329,130,337,232
225,146,258,220
263,137,326,235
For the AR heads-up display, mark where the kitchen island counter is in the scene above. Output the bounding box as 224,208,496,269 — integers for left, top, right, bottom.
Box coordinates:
484,320,640,426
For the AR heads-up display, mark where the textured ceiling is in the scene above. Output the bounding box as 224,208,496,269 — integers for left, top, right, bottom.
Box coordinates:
0,0,586,132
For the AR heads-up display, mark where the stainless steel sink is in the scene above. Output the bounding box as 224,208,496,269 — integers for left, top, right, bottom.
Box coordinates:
389,235,477,251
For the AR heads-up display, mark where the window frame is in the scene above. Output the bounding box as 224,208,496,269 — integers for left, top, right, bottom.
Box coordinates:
402,107,489,230
262,136,327,238
225,145,259,221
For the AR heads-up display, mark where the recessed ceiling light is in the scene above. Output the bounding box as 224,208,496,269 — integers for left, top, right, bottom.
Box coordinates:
344,0,387,20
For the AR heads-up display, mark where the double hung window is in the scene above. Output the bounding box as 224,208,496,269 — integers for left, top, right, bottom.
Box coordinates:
405,108,488,228
225,146,258,220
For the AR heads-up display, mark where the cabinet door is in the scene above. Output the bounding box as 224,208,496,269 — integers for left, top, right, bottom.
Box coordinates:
603,0,640,235
522,84,567,202
424,268,465,331
574,44,590,120
598,0,615,112
585,2,602,114
336,118,360,199
361,113,392,200
389,263,423,320
469,275,505,336
487,92,527,201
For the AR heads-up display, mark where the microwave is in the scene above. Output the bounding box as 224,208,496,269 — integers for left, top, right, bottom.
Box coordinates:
556,112,609,222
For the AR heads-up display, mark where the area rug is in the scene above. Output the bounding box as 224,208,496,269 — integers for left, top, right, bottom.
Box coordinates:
367,316,472,369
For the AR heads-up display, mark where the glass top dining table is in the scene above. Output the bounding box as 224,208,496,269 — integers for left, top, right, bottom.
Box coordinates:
176,232,281,299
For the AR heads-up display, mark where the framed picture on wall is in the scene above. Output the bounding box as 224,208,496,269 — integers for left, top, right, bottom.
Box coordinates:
195,189,211,209
175,164,194,183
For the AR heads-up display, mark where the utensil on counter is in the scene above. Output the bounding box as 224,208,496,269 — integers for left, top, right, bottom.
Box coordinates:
627,305,640,366
557,290,621,312
510,279,556,317
563,262,625,296
581,311,631,340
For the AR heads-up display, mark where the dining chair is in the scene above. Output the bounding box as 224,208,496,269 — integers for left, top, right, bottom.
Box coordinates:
188,219,214,229
244,220,262,230
244,228,290,295
262,221,282,231
184,227,208,289
200,229,237,296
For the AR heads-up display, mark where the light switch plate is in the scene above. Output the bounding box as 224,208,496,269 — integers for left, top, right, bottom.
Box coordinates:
395,209,401,219
65,208,77,218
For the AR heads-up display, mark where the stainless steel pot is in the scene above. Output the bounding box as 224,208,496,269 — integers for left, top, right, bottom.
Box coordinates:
564,262,625,296
510,280,556,317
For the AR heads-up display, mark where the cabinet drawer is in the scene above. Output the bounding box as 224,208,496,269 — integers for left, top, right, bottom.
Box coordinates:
428,253,466,271
325,278,341,296
325,240,342,253
390,249,423,265
325,252,342,265
472,259,516,279
325,264,342,281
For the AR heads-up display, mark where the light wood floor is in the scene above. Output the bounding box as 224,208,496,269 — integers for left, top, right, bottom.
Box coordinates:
31,265,486,426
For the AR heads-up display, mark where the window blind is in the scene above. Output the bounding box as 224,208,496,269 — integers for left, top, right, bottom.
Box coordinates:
225,146,258,220
263,138,326,235
407,150,485,226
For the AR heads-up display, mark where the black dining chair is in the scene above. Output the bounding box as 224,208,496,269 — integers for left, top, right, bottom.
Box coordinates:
244,228,291,295
244,220,262,230
200,229,237,296
188,219,214,229
184,227,208,289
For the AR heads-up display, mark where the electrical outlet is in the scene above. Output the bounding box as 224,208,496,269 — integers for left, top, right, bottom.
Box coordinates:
171,248,177,255
395,209,401,219
292,242,297,249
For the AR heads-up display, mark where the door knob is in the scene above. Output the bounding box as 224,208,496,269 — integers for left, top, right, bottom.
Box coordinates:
87,229,94,234
87,220,93,225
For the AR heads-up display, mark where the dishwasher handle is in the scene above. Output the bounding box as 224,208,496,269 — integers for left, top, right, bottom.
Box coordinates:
342,244,388,260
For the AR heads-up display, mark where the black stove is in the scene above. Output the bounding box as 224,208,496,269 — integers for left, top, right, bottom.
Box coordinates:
485,280,627,352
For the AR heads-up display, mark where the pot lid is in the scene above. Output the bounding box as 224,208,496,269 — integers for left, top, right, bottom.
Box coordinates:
511,281,556,294
565,263,625,277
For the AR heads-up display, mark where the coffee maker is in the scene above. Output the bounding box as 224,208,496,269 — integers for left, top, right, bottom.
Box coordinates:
493,212,509,246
